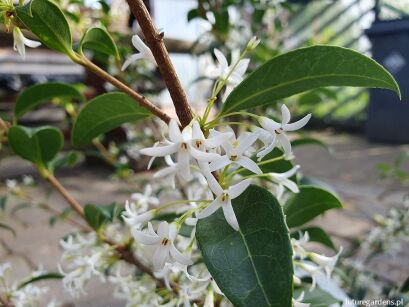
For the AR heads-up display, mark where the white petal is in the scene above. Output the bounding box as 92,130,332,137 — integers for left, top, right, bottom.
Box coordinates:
168,119,182,143
197,199,222,219
236,156,262,174
234,131,260,155
176,150,191,181
281,104,291,125
192,121,204,140
208,155,231,172
132,228,160,245
189,146,220,161
203,169,224,195
229,179,252,199
203,131,233,148
154,166,176,178
282,179,299,193
157,221,170,238
272,165,300,181
182,125,193,143
284,114,312,132
121,53,144,71
256,141,276,162
222,202,239,231
13,28,25,59
277,133,292,159
214,49,228,74
132,34,151,55
234,58,249,76
140,143,178,157
276,184,285,199
170,244,192,265
23,37,41,48
153,247,169,271
259,116,281,134
168,223,178,241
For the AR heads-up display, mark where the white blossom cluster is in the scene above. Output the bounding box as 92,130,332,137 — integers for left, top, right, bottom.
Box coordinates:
0,263,57,307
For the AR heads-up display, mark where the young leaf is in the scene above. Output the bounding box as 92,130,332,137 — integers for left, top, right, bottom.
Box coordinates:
284,186,342,228
196,185,293,307
17,273,63,289
0,196,7,210
14,82,84,119
16,0,74,56
221,45,401,115
8,126,64,166
79,27,120,59
72,92,151,147
294,288,339,306
291,226,336,251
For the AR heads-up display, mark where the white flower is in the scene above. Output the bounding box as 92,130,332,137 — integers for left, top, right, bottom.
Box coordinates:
22,175,34,186
293,292,310,307
140,120,223,181
197,179,252,231
269,165,300,199
0,262,11,277
214,49,250,100
13,27,41,59
258,105,311,160
131,184,159,209
132,221,192,271
309,247,343,278
122,34,156,70
291,231,309,258
247,36,261,50
122,200,154,228
209,128,261,175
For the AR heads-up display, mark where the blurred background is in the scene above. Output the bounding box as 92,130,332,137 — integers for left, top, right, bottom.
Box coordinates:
1,0,409,306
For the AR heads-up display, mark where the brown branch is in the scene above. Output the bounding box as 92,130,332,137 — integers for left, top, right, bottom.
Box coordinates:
77,56,172,124
126,0,193,128
0,295,13,307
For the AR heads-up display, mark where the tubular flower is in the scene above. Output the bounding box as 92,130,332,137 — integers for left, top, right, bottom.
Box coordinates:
13,27,41,59
121,34,157,70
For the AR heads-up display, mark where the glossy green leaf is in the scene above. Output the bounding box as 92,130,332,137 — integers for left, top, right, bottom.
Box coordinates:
0,196,7,210
18,273,63,289
14,82,84,119
284,186,342,228
196,185,293,307
80,27,119,59
8,126,64,166
0,223,16,237
291,226,336,251
222,45,401,115
72,92,150,147
16,0,74,56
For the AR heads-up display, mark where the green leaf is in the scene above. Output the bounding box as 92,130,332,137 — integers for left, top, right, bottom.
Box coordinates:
291,226,336,251
284,186,342,228
292,137,329,151
14,82,84,119
72,92,150,147
196,185,293,307
400,276,409,293
0,223,16,237
0,196,7,211
16,0,74,56
84,203,119,230
18,273,63,289
221,45,401,115
79,27,119,59
8,126,64,166
294,288,339,306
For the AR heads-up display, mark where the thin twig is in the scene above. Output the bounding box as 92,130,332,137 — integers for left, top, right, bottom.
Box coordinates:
76,56,172,124
126,0,193,128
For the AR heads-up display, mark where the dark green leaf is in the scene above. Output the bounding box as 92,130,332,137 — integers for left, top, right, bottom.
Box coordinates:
197,185,293,307
222,45,401,115
0,196,7,211
72,92,150,147
84,204,110,230
16,0,74,56
18,273,63,289
400,276,409,293
14,82,84,119
8,126,64,166
49,151,81,171
292,226,336,251
80,27,119,59
187,8,200,21
292,137,329,151
0,223,16,237
284,186,342,228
